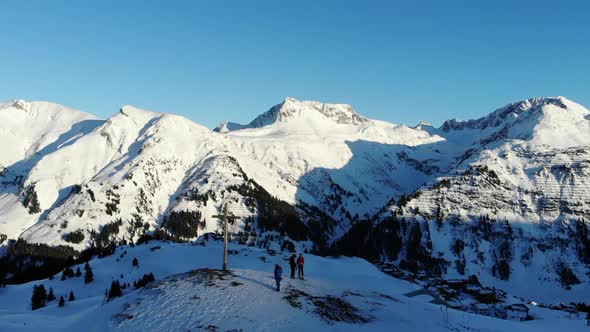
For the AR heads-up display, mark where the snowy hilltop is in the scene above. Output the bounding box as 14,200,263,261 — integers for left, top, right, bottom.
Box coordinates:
0,240,586,331
0,96,589,310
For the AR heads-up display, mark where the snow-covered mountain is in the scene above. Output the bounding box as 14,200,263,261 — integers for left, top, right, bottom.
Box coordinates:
333,97,590,301
0,97,441,248
1,96,589,304
2,240,586,331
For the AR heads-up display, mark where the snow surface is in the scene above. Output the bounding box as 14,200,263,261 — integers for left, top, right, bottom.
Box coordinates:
0,241,585,331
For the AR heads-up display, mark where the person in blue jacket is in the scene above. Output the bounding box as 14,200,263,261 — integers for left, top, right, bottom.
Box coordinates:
274,264,283,292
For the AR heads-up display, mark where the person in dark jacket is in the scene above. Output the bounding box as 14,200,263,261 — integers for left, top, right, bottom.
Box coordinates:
297,254,304,279
289,254,297,279
274,264,283,291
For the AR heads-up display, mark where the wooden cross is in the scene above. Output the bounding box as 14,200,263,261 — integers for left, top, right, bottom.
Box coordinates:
212,204,241,272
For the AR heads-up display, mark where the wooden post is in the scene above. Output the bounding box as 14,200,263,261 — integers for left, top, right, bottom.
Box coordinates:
222,204,228,272
212,203,240,272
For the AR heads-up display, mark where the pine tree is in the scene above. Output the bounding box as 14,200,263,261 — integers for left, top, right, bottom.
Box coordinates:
132,257,139,267
134,273,156,289
31,285,47,310
69,291,75,302
75,267,82,277
108,280,122,300
25,189,42,214
39,285,47,301
84,262,91,271
61,267,75,280
47,287,56,301
58,296,65,307
84,265,94,284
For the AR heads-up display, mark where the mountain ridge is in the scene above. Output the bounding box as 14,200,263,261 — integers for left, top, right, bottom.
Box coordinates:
0,95,589,304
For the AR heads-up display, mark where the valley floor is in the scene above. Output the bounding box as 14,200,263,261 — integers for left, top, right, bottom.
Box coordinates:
0,241,586,331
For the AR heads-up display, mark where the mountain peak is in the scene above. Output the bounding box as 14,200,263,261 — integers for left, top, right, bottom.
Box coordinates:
0,100,98,122
441,96,575,132
214,121,245,133
0,99,40,113
283,96,300,104
275,97,367,125
414,120,433,130
214,97,367,133
11,99,30,111
118,105,160,120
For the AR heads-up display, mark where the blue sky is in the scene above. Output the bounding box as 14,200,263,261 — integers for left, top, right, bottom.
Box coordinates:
0,1,588,128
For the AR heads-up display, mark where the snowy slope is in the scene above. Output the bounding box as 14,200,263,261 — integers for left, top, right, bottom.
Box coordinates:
0,100,100,167
19,110,235,249
2,97,444,249
356,97,590,302
0,241,585,331
0,100,102,239
219,97,443,225
0,96,589,308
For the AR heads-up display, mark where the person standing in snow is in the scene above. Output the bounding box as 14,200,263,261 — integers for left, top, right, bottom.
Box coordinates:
289,254,297,279
274,264,283,292
297,253,304,280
